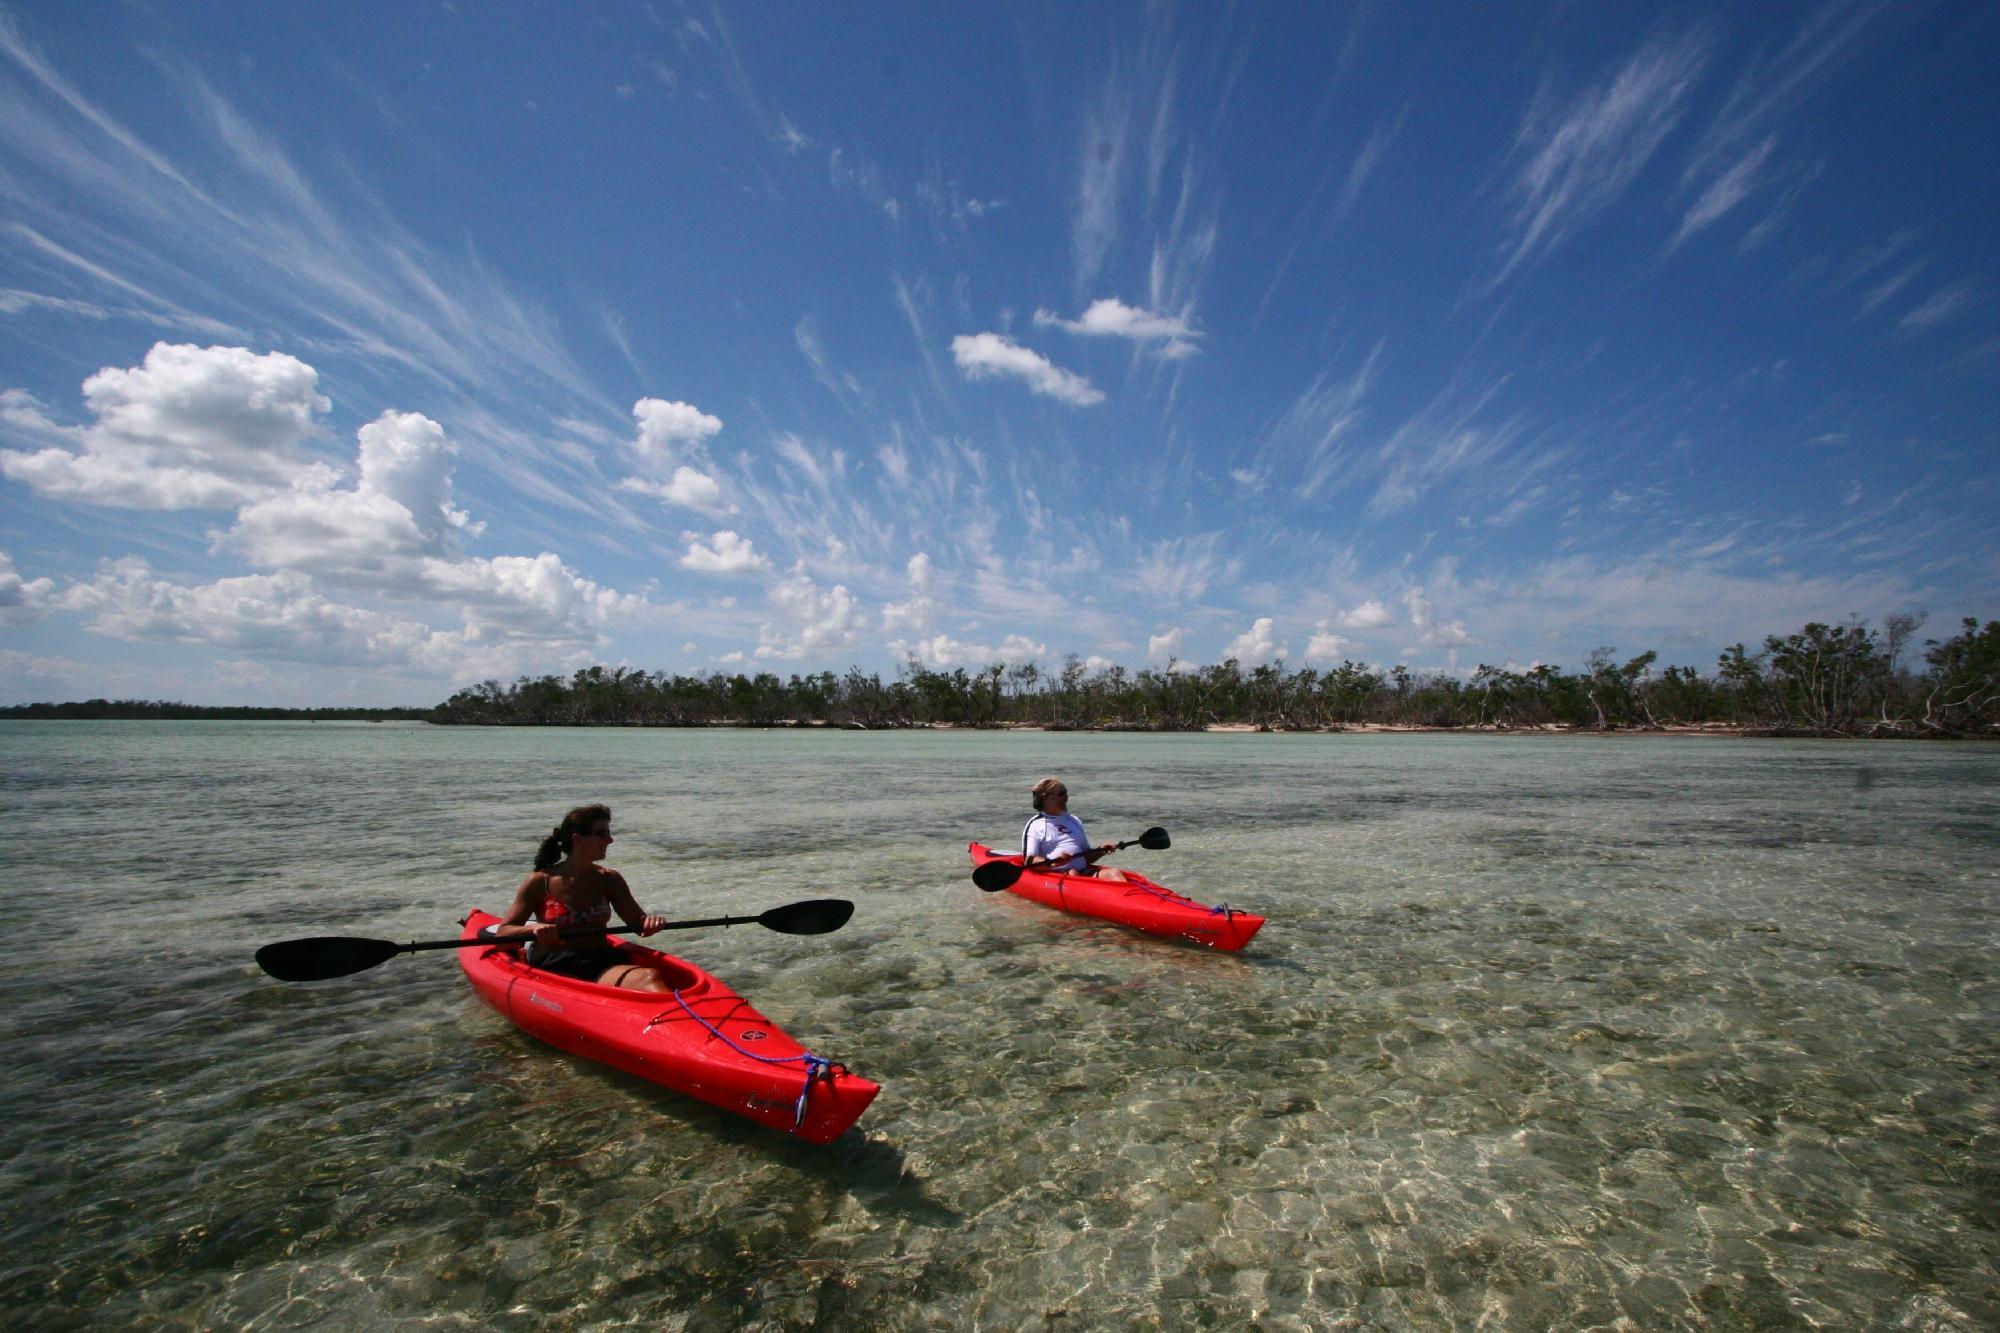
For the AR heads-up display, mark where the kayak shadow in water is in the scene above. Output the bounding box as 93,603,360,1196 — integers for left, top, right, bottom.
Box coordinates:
561,1056,962,1227
772,1131,965,1230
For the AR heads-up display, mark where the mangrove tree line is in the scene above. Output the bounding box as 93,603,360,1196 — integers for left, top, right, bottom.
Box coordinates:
428,616,1998,737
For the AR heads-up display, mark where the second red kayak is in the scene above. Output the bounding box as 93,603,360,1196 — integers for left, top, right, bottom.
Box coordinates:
967,843,1264,950
458,910,878,1143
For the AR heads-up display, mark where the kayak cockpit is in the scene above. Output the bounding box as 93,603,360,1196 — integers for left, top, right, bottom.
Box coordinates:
480,939,710,999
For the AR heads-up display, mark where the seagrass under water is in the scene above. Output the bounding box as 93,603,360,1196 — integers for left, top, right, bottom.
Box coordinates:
2,722,1995,1328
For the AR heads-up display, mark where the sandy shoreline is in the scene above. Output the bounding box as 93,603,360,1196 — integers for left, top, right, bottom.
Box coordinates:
987,721,1762,737
751,719,1773,737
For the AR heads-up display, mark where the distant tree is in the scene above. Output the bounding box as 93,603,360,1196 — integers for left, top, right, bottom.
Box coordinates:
1762,620,1888,734
1715,643,1769,726
1920,618,2000,734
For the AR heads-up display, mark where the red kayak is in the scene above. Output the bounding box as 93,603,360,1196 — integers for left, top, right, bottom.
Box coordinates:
967,843,1264,950
457,910,878,1143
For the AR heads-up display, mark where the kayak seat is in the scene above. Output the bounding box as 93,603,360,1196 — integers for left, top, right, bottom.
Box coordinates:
608,943,700,992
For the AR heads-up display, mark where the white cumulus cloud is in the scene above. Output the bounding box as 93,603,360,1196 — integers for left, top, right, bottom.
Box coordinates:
1335,598,1396,630
1034,297,1199,355
632,397,723,457
1224,617,1287,664
0,343,329,508
62,562,457,669
1404,586,1471,648
618,465,727,511
1306,628,1357,661
0,550,56,625
680,530,770,575
893,632,1047,669
757,575,861,659
951,333,1104,407
880,552,936,636
419,552,640,639
218,410,639,645
228,411,476,577
622,398,728,510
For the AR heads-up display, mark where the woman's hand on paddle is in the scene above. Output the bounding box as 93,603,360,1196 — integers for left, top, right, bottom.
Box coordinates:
638,913,668,936
532,922,565,947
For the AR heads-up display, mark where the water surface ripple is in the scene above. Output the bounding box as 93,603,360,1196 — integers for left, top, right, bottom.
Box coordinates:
2,723,1995,1328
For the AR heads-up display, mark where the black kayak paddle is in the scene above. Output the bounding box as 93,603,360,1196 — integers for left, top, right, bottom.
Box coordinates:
255,898,855,983
972,826,1171,893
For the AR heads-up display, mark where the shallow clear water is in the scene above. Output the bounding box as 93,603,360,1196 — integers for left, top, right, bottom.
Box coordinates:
2,722,1995,1329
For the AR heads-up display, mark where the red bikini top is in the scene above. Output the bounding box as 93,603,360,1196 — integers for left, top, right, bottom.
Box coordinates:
537,894,611,929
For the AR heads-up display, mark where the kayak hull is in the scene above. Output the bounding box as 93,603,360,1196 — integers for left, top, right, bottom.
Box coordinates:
457,910,878,1143
967,843,1264,951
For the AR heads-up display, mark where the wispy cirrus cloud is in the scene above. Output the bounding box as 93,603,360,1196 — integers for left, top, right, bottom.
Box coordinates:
795,314,868,413
6,224,245,337
1860,262,1927,317
0,22,618,459
1672,134,1776,247
1496,34,1708,284
1256,104,1409,320
1067,3,1227,344
1898,280,1977,333
892,275,945,390
1366,375,1533,518
1257,341,1383,500
1684,0,1889,185
1675,2,1894,249
1072,72,1133,294
1126,532,1233,605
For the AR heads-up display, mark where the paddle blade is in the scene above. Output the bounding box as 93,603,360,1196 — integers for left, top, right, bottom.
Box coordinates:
255,936,403,982
1136,826,1171,850
972,860,1023,893
756,898,854,935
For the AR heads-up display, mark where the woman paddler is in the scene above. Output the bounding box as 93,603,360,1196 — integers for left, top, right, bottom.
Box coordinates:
486,804,673,990
1022,777,1128,882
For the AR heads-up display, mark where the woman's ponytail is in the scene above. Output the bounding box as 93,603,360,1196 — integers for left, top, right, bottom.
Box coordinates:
533,825,567,871
533,803,612,871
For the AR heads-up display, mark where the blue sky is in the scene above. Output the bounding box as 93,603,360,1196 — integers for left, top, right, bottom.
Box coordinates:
1,1,1994,706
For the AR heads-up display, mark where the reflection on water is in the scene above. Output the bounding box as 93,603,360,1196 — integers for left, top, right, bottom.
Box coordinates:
2,723,1996,1327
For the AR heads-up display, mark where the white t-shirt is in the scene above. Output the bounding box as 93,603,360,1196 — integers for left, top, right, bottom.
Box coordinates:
1023,812,1092,875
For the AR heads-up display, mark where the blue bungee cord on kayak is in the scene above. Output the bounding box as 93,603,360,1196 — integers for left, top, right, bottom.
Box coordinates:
652,989,835,1132
1116,878,1239,920
1027,855,1242,922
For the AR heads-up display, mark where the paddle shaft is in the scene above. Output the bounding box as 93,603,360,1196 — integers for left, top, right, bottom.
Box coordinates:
975,826,1169,891
415,914,771,953
1044,827,1167,866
